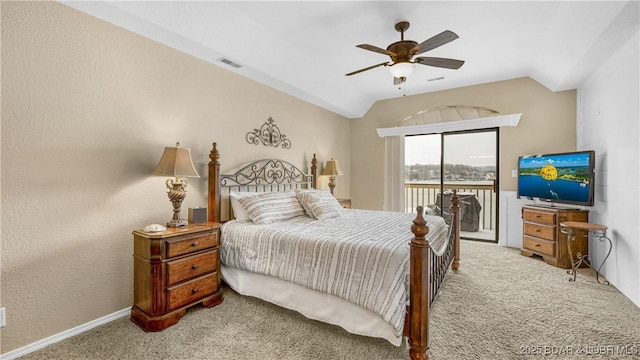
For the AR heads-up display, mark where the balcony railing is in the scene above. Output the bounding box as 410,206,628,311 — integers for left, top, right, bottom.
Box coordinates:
405,181,496,231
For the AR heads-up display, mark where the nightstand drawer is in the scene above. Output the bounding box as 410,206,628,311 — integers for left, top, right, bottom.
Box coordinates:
524,222,555,241
523,210,556,225
166,232,218,258
167,250,218,285
167,273,218,311
523,236,555,256
132,223,223,332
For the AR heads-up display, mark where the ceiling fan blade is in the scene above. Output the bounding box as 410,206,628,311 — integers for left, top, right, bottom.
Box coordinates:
345,62,390,76
412,30,459,55
356,44,397,57
415,57,465,70
393,76,406,85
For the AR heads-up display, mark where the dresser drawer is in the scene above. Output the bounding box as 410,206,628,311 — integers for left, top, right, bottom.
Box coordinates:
167,273,218,312
520,206,589,270
167,250,218,285
524,222,555,241
523,236,555,256
523,210,556,225
166,232,218,258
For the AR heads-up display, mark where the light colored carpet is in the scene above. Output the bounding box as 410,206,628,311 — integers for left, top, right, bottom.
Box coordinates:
21,241,640,359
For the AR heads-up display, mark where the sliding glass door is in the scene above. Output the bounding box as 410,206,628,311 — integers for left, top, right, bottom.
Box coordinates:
405,129,498,242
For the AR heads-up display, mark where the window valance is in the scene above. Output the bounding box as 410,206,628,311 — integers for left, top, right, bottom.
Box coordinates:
377,113,521,137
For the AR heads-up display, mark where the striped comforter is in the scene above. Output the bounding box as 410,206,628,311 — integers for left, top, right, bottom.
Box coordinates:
220,208,448,336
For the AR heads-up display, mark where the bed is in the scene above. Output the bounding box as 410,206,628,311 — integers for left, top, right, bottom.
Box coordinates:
206,143,460,360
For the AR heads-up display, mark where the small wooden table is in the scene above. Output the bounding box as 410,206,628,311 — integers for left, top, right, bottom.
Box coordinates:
560,221,612,285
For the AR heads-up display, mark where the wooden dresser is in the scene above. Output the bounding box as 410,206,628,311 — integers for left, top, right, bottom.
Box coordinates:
520,206,589,269
131,223,223,331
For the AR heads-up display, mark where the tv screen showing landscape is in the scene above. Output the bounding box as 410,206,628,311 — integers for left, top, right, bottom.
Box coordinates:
517,150,595,206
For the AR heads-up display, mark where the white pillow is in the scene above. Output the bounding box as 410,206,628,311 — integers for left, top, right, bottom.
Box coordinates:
308,200,343,220
229,191,262,222
238,191,305,224
294,189,317,216
295,189,342,220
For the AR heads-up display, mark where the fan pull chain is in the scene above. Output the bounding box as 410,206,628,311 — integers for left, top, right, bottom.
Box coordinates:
398,81,406,96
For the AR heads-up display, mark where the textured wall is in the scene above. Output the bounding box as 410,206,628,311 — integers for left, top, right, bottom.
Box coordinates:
1,2,349,353
577,30,640,306
349,77,576,210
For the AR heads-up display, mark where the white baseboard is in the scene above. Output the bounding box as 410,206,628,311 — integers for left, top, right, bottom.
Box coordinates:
0,307,130,360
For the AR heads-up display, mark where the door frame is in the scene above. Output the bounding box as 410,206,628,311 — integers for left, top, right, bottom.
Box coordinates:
407,127,500,242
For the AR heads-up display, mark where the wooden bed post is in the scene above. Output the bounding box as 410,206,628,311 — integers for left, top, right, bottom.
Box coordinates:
409,206,430,360
208,143,221,223
450,190,461,271
311,154,317,189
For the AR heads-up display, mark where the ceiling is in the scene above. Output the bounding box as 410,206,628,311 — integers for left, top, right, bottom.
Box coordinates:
62,1,638,119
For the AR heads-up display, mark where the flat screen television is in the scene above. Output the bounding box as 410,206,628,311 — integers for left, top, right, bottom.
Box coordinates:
517,150,595,207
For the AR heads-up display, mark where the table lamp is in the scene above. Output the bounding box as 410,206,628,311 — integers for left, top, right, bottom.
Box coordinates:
151,142,200,227
321,158,344,196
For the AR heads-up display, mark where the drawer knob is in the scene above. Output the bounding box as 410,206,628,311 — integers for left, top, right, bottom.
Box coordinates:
535,229,540,232
192,264,199,270
191,241,199,247
535,244,540,247
535,215,541,218
192,288,199,294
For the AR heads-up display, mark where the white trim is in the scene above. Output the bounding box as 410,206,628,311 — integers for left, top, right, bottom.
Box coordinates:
376,113,522,137
0,308,130,360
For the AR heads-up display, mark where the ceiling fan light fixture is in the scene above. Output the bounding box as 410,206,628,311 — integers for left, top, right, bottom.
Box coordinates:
347,23,463,80
388,62,415,79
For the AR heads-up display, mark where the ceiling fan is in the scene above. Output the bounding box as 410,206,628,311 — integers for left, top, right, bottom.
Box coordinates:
346,21,465,85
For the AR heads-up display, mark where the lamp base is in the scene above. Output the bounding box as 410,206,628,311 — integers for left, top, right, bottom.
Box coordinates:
167,219,188,228
328,176,336,197
165,177,189,228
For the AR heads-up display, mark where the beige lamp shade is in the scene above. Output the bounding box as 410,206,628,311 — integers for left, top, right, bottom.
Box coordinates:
151,142,199,228
151,142,200,178
321,158,344,177
321,158,343,196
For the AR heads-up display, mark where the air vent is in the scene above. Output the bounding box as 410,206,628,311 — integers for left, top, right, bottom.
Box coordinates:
428,76,445,82
217,57,242,69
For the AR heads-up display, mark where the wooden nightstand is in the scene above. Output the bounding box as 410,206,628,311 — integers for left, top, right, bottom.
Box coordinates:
338,198,351,209
131,223,223,331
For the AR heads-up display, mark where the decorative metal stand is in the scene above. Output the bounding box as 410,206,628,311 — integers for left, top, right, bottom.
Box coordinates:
560,222,613,285
246,117,292,149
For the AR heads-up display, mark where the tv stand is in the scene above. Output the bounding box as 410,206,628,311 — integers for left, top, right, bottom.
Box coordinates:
520,205,589,269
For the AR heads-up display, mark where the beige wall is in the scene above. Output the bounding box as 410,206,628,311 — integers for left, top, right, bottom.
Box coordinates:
0,2,349,353
350,77,576,210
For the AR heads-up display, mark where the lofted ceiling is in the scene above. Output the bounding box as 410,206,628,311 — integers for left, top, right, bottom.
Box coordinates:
62,1,638,119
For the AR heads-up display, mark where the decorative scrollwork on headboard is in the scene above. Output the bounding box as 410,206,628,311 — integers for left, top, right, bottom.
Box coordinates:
246,117,292,149
221,159,311,188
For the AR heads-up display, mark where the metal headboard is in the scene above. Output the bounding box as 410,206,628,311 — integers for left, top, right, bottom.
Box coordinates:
221,158,313,190
218,157,316,222
207,143,317,223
